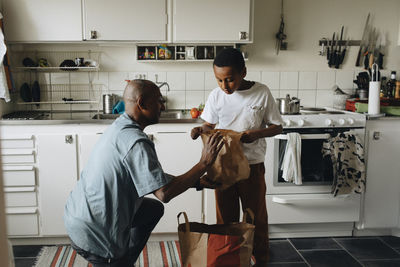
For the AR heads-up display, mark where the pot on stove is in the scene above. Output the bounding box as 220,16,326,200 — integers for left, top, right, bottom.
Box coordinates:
276,94,300,114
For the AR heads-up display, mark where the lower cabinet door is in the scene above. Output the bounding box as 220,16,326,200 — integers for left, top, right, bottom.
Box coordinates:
36,134,78,236
151,131,203,232
6,207,39,236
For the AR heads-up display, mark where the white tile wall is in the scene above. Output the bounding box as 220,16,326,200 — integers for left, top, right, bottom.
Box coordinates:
148,72,167,84
317,71,336,89
186,72,204,91
299,72,317,90
246,71,261,82
166,91,185,109
108,72,129,91
298,90,316,107
316,90,334,108
204,71,217,90
186,91,205,108
335,70,354,90
13,69,359,112
167,72,185,91
280,72,298,90
261,72,280,89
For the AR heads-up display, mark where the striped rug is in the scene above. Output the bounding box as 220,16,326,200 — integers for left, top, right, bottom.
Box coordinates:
34,241,182,267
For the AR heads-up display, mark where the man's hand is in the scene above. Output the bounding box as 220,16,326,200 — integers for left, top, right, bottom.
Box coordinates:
240,130,259,143
200,132,224,168
191,126,203,140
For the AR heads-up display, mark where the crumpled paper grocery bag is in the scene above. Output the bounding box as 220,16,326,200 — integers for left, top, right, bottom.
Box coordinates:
201,129,250,190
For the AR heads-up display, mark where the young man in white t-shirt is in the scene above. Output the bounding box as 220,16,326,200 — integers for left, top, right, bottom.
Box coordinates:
191,48,283,266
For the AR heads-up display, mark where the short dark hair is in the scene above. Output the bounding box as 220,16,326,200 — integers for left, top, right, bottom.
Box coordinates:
213,48,245,73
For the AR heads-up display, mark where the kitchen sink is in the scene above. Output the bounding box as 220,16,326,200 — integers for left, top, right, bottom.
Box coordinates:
92,111,186,120
92,113,121,120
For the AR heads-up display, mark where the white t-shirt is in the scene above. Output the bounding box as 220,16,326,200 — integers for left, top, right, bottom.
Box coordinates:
201,82,283,164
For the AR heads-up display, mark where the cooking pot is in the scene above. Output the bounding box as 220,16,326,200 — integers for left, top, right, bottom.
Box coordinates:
276,94,300,114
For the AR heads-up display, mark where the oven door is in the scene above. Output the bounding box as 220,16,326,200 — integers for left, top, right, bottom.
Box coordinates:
265,128,365,195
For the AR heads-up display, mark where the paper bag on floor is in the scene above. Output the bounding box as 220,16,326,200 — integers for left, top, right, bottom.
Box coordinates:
178,209,255,267
201,129,250,190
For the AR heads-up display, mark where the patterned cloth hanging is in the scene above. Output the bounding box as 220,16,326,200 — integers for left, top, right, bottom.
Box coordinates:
322,131,365,196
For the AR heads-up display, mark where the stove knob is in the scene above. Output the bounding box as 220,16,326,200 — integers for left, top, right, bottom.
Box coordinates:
284,119,291,127
325,119,332,126
338,119,345,125
297,119,305,127
347,118,355,125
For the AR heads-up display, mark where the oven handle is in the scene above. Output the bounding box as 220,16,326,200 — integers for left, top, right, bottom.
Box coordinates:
274,133,331,140
272,194,348,204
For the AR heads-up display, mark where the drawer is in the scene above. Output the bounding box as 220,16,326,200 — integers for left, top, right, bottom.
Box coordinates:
2,166,35,186
1,149,35,164
4,187,37,207
6,207,39,236
0,135,34,149
267,194,360,224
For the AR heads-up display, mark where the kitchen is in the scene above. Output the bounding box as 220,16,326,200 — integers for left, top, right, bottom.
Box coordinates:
1,0,400,266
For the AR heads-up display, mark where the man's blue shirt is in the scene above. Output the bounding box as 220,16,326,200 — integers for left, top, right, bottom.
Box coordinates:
64,113,171,258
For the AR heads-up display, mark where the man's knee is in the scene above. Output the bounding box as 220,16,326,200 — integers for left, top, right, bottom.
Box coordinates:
145,198,164,220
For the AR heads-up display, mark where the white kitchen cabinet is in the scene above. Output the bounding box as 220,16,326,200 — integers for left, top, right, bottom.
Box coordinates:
78,133,103,176
2,0,82,42
145,124,203,232
83,0,168,41
36,134,78,236
172,0,253,43
358,119,400,229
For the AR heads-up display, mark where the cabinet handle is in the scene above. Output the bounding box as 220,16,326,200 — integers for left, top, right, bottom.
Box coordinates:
90,30,98,40
239,31,248,40
148,134,154,141
65,135,73,144
373,131,380,140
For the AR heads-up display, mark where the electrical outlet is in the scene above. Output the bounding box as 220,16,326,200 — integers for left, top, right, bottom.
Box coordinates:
129,72,147,80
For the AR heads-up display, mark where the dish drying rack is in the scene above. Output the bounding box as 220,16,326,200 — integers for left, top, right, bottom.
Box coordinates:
11,50,104,118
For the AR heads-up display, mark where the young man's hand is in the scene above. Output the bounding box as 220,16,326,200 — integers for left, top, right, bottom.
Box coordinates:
191,126,203,140
240,130,259,143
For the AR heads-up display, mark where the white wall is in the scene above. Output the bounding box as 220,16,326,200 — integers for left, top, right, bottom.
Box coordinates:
4,0,400,116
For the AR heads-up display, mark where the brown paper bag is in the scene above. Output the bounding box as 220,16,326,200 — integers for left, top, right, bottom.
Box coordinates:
201,129,250,190
178,209,255,267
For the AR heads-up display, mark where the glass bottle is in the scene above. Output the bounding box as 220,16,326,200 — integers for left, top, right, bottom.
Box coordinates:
380,77,387,98
386,71,397,98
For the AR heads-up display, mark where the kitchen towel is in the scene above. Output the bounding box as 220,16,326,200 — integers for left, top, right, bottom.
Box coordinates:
368,81,381,115
281,132,302,185
0,12,10,102
322,131,365,196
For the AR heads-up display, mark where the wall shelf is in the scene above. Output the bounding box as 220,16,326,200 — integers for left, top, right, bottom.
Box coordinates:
137,44,246,62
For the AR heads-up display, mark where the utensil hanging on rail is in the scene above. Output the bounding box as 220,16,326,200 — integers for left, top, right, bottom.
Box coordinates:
355,13,371,67
275,0,288,55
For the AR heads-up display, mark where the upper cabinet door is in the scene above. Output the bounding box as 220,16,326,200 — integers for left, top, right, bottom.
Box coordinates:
2,0,83,42
173,0,253,43
84,0,168,41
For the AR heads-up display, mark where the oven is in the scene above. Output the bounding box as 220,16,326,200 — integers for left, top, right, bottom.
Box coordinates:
265,127,366,194
264,111,367,227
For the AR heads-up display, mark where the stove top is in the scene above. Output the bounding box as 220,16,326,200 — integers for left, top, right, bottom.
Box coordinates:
281,108,366,128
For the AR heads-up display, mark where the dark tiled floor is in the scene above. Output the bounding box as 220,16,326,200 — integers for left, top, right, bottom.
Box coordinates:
12,236,400,267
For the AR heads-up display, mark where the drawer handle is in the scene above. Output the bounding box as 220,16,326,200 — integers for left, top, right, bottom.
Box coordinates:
271,195,348,204
4,186,35,192
3,166,34,171
1,149,34,155
6,207,37,215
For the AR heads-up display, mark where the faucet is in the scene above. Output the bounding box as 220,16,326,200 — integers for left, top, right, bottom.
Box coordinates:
155,74,170,91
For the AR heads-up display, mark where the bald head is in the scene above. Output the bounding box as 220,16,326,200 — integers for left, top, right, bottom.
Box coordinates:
123,79,165,127
123,79,159,104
